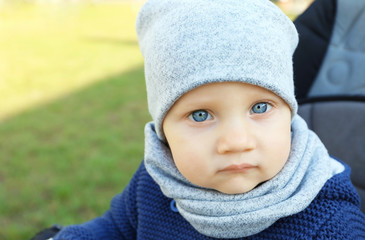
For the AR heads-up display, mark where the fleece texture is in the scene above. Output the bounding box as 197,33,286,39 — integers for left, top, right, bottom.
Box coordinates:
136,0,299,139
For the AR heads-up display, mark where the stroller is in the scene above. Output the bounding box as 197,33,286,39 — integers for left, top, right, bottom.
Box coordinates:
294,0,365,213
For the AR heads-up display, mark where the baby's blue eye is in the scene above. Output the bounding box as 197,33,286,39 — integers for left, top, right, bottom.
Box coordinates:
189,110,212,122
251,103,270,114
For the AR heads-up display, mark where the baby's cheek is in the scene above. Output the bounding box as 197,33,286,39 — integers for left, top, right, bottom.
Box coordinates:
177,154,207,183
274,139,291,174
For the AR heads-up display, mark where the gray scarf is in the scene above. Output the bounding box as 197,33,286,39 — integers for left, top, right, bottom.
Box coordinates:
144,115,344,238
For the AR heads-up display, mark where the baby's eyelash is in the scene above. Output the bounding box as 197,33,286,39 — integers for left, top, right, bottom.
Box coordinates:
253,100,276,108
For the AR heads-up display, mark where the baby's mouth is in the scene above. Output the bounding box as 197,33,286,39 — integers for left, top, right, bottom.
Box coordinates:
218,163,255,173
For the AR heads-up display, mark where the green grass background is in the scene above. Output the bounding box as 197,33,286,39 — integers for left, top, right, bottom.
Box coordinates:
0,1,149,239
0,1,304,239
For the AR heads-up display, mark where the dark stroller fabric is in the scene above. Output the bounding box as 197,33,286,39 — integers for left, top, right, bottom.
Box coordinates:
294,0,365,213
293,0,337,99
298,96,365,212
294,0,365,98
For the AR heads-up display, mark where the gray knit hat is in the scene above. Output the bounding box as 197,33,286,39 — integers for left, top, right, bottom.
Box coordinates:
136,0,299,140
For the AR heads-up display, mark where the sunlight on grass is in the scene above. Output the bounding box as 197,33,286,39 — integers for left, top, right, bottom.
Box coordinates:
0,1,144,121
0,2,148,239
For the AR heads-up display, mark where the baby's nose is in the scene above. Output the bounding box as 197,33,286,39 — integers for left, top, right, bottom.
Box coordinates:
216,121,256,154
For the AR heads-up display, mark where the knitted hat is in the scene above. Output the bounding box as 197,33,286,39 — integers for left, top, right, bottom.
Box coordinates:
136,0,299,140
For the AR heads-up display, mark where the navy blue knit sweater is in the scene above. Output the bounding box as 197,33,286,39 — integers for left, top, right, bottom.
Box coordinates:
55,161,365,240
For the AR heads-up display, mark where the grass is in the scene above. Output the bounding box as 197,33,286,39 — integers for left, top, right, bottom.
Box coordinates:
0,2,149,239
0,67,150,239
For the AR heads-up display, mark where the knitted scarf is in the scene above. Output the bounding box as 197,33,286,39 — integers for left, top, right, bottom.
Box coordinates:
144,115,344,239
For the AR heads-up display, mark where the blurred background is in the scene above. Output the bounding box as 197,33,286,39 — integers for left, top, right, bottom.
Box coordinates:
0,0,312,239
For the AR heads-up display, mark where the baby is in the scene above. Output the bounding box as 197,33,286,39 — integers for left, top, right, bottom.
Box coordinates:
53,0,365,239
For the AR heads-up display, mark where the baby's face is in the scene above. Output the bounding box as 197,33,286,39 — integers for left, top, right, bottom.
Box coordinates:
163,82,292,194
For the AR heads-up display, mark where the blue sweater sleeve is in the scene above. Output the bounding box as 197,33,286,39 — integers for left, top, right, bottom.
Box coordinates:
54,164,143,240
312,165,365,240
314,202,365,239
